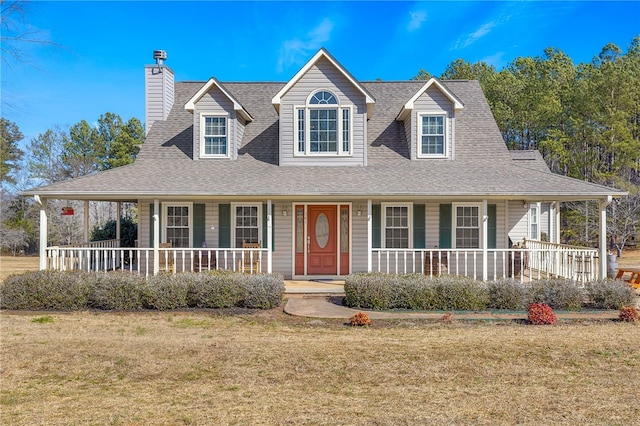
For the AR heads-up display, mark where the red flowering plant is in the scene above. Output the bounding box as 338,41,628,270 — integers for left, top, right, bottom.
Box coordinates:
618,306,639,323
349,312,371,327
527,303,557,325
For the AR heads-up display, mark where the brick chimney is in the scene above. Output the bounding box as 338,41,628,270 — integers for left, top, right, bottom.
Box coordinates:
144,50,174,135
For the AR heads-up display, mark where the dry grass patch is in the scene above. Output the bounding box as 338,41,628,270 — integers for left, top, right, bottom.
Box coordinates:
0,256,39,282
1,310,639,425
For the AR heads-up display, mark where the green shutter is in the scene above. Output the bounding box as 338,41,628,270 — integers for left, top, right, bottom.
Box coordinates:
372,204,381,249
149,203,162,246
488,204,497,249
218,204,231,248
262,203,275,251
439,204,452,249
413,204,426,249
193,204,206,248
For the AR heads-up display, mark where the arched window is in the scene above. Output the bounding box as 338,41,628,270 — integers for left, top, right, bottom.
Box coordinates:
296,90,351,155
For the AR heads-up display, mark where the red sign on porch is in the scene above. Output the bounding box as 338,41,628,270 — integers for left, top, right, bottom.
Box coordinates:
61,207,75,216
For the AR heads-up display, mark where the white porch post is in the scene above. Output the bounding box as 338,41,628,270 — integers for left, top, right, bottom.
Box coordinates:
267,199,272,273
116,202,121,244
554,201,561,243
153,199,160,275
35,196,48,270
482,199,488,282
599,196,612,279
367,199,372,273
84,200,90,243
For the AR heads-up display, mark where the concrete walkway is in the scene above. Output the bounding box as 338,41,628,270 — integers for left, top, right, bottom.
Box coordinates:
282,280,620,321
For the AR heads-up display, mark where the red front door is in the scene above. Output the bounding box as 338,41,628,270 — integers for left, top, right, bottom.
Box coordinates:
307,205,337,275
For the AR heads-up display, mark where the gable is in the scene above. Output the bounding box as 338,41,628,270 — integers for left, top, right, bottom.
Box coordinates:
272,48,375,118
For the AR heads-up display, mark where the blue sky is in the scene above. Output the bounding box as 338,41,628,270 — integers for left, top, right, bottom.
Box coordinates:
2,1,639,148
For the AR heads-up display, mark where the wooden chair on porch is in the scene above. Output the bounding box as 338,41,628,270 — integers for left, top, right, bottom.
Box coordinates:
159,242,174,273
238,241,261,273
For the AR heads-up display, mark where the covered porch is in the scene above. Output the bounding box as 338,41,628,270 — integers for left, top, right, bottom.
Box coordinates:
37,196,611,284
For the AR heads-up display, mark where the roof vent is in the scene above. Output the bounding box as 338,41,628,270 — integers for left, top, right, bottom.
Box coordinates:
153,50,167,65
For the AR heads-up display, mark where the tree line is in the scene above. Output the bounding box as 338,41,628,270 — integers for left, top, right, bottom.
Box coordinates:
1,113,143,253
415,36,640,252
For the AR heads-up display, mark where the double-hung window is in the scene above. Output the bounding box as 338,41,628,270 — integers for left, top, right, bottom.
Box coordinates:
201,115,228,157
165,204,191,248
530,205,539,240
418,114,446,157
383,204,411,249
295,90,351,156
454,204,480,248
234,204,260,248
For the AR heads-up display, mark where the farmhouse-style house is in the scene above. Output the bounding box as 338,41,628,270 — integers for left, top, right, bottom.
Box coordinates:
27,49,624,282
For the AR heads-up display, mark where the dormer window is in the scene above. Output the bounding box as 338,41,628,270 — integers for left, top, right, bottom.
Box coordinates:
418,114,447,158
201,115,229,157
295,90,352,156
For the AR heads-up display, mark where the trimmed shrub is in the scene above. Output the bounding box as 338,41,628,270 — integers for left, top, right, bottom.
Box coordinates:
487,279,527,310
344,273,488,311
431,275,489,311
0,271,91,310
146,274,190,310
187,272,247,308
618,306,639,323
585,279,636,310
349,312,371,326
238,274,284,309
344,273,396,310
527,303,557,325
89,272,150,311
527,278,584,311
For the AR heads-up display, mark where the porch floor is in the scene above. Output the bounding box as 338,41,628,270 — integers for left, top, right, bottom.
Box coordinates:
285,280,345,294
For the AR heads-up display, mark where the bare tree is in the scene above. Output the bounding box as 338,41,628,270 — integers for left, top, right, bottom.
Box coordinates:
1,0,58,66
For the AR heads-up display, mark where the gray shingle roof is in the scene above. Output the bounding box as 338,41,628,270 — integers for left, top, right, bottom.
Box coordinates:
26,80,623,201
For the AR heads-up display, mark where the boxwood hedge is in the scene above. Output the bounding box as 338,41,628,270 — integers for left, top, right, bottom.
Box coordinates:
344,273,636,311
0,270,284,311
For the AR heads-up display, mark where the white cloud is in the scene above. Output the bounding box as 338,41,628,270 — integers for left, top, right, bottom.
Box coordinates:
277,18,334,73
453,21,497,50
407,10,427,32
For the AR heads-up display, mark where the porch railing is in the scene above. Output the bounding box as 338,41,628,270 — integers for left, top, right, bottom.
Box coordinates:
45,246,266,275
372,244,599,284
45,240,599,283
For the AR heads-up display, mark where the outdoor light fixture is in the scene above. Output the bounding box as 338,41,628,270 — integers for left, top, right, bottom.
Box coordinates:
282,206,288,216
357,207,362,216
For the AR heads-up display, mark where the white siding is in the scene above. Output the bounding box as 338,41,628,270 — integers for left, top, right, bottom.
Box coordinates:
411,87,454,160
351,211,369,273
279,57,367,166
508,200,529,245
144,65,174,134
273,206,293,278
193,88,237,160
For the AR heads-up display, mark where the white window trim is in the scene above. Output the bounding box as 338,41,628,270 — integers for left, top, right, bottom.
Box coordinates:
294,90,353,157
200,113,230,158
452,202,481,249
529,203,540,240
417,112,448,159
381,202,413,249
163,202,193,247
231,203,262,248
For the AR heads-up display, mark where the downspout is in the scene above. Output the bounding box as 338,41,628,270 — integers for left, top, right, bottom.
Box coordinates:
267,199,272,273
34,195,48,270
367,199,372,273
153,199,160,275
599,196,612,280
482,199,488,282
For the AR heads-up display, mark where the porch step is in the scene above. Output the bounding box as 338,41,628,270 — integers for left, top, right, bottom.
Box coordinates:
284,280,345,295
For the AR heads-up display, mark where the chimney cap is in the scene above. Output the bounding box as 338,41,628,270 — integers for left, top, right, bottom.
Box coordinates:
153,50,167,63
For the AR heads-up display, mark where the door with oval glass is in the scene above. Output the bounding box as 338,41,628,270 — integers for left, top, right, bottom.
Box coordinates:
307,205,337,275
